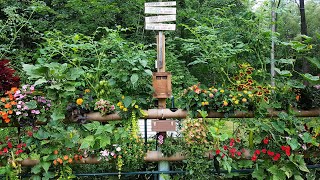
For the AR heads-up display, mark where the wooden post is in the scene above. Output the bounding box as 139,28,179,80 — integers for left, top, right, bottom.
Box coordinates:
157,32,167,109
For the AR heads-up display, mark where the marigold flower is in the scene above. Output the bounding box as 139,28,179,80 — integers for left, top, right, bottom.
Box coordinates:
220,89,225,93
223,101,228,106
76,98,84,105
4,103,11,108
84,89,90,93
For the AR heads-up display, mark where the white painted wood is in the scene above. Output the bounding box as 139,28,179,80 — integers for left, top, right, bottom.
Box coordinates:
145,1,176,7
145,7,176,14
145,15,176,23
145,23,176,31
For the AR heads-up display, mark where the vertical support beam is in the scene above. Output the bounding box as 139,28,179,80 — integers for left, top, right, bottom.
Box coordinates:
157,32,166,72
157,30,169,180
270,0,276,87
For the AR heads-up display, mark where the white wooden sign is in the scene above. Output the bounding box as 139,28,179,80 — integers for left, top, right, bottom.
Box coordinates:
145,1,176,7
145,15,176,23
145,7,176,14
145,23,176,31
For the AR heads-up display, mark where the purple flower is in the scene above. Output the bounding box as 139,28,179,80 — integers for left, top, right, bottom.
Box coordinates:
31,110,40,114
17,105,22,109
16,111,22,115
30,86,35,91
22,85,28,90
47,103,51,107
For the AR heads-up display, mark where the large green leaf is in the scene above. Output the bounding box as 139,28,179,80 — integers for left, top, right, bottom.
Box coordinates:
130,73,139,85
80,135,95,149
302,73,319,82
307,57,320,69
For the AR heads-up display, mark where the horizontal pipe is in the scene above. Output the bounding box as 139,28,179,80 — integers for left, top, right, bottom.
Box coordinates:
85,108,320,121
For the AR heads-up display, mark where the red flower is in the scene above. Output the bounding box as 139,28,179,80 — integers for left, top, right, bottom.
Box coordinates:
251,154,258,161
267,150,274,157
281,145,291,156
17,144,22,149
0,151,3,155
263,137,269,145
254,150,261,155
7,141,12,149
3,147,8,153
236,151,242,156
223,145,228,150
229,138,235,147
273,153,281,161
27,131,33,137
216,149,221,155
261,149,267,154
221,154,225,159
229,148,237,157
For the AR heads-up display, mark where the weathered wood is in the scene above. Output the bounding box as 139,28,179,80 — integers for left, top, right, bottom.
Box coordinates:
145,1,176,7
145,7,176,14
145,15,176,23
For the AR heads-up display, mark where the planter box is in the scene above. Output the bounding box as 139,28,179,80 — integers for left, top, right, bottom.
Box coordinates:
144,151,185,162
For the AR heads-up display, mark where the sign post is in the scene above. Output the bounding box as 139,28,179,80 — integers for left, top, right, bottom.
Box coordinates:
145,1,176,179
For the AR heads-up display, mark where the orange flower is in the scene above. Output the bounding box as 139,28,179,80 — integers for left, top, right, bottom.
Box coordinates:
4,118,10,123
76,98,84,105
8,110,13,114
1,98,6,102
4,103,11,109
10,101,17,105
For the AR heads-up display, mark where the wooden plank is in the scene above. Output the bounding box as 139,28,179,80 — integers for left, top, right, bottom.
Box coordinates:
145,15,176,23
145,7,176,14
151,120,176,132
145,1,176,7
145,23,176,31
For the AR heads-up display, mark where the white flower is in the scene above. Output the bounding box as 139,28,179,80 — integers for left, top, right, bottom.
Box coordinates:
116,147,121,152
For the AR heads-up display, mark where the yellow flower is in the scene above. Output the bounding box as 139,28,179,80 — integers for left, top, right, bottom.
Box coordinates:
120,105,124,109
223,100,228,106
121,96,125,99
243,90,248,94
220,89,225,93
249,94,254,98
234,100,239,105
123,108,128,112
242,98,247,103
117,102,122,107
134,105,139,109
76,98,84,105
84,89,90,93
201,102,205,106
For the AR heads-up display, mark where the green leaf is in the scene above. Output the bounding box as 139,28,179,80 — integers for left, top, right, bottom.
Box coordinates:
301,132,312,143
302,73,319,82
26,100,37,109
34,78,47,86
287,138,300,150
67,67,85,80
41,162,51,173
144,69,152,76
252,167,267,180
100,136,111,147
123,96,133,107
277,58,295,65
280,165,293,178
130,73,139,85
294,175,304,180
80,135,95,149
83,121,100,131
51,109,65,121
267,165,286,180
307,57,320,69
275,68,292,76
31,164,42,174
271,121,285,133
140,60,148,67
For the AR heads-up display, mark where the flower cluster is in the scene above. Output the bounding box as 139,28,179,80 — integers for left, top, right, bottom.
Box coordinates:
215,138,243,159
94,99,115,116
0,85,51,126
179,64,271,117
0,138,27,157
250,137,291,162
0,59,20,95
99,145,122,162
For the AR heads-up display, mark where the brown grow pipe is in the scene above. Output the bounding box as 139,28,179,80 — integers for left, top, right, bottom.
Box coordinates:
85,108,320,122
